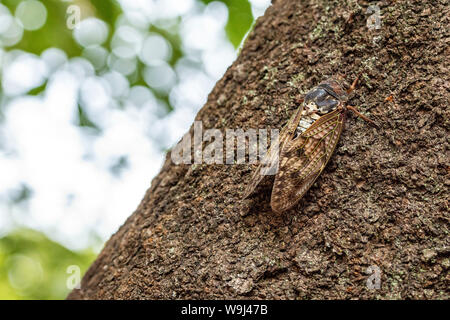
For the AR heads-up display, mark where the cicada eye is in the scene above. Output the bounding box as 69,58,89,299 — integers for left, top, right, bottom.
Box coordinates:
319,106,329,113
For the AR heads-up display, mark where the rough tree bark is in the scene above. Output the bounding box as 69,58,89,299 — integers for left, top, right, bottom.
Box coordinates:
68,0,449,299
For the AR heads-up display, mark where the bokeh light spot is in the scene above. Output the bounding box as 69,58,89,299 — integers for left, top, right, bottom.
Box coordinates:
74,18,108,47
140,33,172,66
0,4,13,34
7,254,43,291
15,0,47,31
143,62,176,92
111,25,143,59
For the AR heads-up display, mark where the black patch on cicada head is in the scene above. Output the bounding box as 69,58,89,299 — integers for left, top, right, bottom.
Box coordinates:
304,82,341,114
318,78,348,102
304,87,327,102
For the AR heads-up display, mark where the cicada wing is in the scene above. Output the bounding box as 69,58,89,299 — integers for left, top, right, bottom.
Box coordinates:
243,103,304,199
270,110,345,213
241,137,279,199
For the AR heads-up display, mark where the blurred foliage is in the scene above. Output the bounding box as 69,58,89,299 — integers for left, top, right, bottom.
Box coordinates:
1,0,253,63
2,0,80,56
0,228,96,299
0,0,256,300
0,0,254,114
202,0,253,48
1,0,123,56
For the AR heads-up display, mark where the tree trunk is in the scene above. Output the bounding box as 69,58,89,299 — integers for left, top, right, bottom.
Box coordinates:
68,0,449,299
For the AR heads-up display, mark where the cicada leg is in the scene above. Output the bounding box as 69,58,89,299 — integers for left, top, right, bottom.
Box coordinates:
347,75,360,95
346,105,379,128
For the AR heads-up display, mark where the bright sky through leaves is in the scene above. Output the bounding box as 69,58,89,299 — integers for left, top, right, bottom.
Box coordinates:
0,0,271,252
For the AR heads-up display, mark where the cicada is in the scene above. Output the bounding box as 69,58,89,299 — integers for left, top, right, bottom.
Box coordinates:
243,75,377,213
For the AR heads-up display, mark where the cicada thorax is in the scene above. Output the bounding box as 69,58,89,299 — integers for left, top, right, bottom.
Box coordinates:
294,79,346,138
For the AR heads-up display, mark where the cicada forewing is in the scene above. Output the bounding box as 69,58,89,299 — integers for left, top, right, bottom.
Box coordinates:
243,103,304,199
270,109,345,213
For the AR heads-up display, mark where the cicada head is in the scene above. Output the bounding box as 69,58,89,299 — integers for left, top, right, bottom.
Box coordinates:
304,76,349,115
317,76,348,102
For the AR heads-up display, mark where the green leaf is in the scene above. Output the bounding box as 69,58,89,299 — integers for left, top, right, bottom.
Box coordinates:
2,0,122,56
76,104,100,132
2,0,80,56
90,0,122,26
202,0,254,48
27,81,47,96
0,228,96,300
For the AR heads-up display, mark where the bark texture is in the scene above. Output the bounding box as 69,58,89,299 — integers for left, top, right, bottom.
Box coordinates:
68,0,449,299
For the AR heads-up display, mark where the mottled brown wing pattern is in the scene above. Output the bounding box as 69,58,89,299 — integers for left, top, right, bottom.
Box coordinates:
243,103,304,199
270,109,345,213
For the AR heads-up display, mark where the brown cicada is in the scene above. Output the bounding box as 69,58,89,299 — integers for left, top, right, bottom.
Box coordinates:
243,75,377,213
